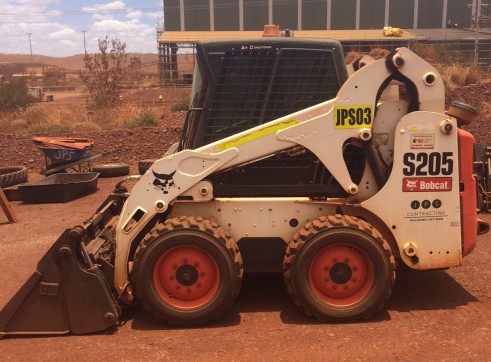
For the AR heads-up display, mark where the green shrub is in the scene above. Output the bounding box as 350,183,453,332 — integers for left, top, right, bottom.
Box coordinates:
0,78,36,111
172,96,190,111
125,110,157,128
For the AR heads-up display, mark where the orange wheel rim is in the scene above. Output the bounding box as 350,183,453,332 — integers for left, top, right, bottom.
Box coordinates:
309,244,374,306
153,245,220,309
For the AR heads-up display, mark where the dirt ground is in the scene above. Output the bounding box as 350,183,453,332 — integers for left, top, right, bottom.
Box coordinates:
0,82,491,360
0,178,490,361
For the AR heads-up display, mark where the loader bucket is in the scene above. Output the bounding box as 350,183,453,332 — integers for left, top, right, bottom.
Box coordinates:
0,228,119,336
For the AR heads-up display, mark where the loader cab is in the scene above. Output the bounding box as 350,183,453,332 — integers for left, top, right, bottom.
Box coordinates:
179,38,365,198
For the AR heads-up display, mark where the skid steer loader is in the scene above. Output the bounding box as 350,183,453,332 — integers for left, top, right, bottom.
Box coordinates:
0,41,489,336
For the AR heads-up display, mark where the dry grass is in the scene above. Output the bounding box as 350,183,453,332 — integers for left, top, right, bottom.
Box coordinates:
0,102,169,134
437,64,482,90
344,45,488,90
345,50,361,64
368,47,390,60
1,44,489,135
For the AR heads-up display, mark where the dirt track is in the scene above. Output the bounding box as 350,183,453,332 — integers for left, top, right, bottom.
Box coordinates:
0,175,490,361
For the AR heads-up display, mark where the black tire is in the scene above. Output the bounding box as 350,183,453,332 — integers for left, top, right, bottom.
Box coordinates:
138,159,157,175
0,166,28,188
132,216,243,326
283,214,395,322
91,163,129,178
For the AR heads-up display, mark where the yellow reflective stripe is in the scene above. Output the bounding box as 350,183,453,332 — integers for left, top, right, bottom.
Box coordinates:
215,119,299,152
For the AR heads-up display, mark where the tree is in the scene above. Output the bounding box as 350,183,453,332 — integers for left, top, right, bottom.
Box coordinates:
79,36,127,108
128,56,143,85
0,78,35,111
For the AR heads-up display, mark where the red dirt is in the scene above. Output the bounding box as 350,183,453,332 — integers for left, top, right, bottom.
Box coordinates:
0,84,490,359
0,182,490,360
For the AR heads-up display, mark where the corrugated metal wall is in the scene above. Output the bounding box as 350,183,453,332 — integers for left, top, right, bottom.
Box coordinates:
215,0,240,30
360,0,386,29
331,0,357,30
302,1,327,30
389,0,415,28
164,0,180,30
164,0,474,31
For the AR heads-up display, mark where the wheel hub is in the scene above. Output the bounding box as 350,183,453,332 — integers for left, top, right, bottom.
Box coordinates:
329,263,352,284
309,244,374,306
176,265,199,286
153,245,220,308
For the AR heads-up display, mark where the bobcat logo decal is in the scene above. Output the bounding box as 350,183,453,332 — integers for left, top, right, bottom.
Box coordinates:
405,179,417,190
152,170,177,194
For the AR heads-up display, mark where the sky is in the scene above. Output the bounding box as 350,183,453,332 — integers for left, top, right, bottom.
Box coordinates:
0,0,164,57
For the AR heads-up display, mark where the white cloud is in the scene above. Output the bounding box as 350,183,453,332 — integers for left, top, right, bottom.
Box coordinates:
50,27,76,39
127,10,142,19
92,18,152,34
92,13,115,21
82,1,126,13
59,39,76,47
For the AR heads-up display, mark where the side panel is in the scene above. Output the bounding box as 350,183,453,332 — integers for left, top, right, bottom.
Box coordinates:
163,0,181,31
459,129,477,256
359,0,386,29
273,0,298,29
418,0,444,29
388,0,414,29
184,0,210,31
243,0,269,30
302,0,327,30
362,112,463,270
331,0,356,30
214,0,240,30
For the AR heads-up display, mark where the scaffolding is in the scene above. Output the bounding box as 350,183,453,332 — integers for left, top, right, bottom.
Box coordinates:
157,26,196,86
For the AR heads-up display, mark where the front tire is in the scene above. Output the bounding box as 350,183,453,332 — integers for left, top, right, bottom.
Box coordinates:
283,214,395,322
132,216,243,326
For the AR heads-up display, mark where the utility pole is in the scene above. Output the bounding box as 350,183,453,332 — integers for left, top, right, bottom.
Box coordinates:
27,32,33,76
82,30,87,53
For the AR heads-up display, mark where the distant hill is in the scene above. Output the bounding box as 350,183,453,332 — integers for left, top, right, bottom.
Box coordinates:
0,53,159,72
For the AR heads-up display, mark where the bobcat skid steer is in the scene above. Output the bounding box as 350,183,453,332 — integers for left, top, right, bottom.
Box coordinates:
1,46,489,336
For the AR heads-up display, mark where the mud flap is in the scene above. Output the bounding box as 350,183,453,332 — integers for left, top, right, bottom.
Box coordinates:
0,229,119,336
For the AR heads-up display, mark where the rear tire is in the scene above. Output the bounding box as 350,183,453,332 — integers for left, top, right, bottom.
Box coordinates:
283,214,395,322
132,216,243,326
